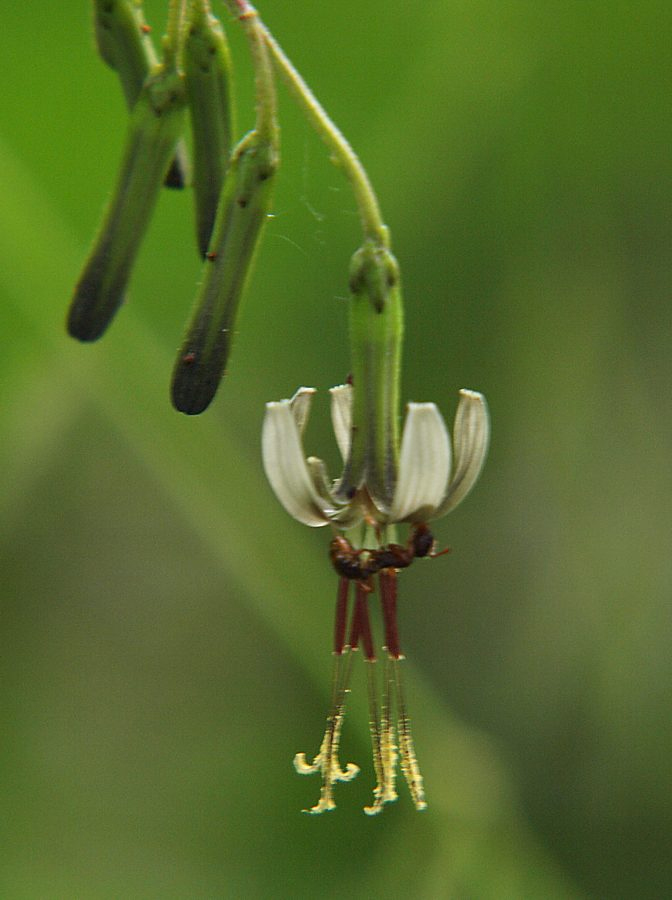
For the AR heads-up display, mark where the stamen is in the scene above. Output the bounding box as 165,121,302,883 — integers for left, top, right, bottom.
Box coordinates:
379,568,426,810
293,579,359,813
343,580,385,817
392,656,427,811
363,648,400,815
363,658,386,815
380,653,399,804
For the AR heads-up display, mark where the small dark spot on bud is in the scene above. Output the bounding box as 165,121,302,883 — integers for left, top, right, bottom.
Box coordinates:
200,64,210,74
346,487,357,500
206,251,218,261
182,352,197,365
346,373,353,385
237,197,248,208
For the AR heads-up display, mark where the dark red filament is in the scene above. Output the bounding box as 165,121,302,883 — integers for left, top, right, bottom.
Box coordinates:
379,569,401,659
334,577,349,655
347,587,363,649
345,584,376,662
356,583,376,661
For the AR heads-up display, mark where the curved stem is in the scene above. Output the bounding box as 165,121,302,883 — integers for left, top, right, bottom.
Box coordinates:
223,1,387,245
262,25,387,246
222,1,278,146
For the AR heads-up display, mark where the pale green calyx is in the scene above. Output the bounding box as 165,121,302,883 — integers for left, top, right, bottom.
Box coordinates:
262,385,489,528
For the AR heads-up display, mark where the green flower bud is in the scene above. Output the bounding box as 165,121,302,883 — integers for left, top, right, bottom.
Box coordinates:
171,131,278,415
184,1,236,256
93,0,189,188
67,67,187,342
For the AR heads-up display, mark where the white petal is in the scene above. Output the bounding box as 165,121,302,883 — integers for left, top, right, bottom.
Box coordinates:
389,403,451,522
305,455,333,503
306,457,363,529
436,389,489,516
262,401,332,527
329,383,352,463
289,386,316,435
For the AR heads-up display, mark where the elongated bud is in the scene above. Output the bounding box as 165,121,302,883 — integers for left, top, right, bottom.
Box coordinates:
184,1,236,256
93,0,189,188
67,67,187,341
336,242,403,508
171,131,278,414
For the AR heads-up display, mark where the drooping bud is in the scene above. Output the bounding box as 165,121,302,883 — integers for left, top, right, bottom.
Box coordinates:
93,0,189,188
67,66,187,341
183,0,236,256
171,130,278,414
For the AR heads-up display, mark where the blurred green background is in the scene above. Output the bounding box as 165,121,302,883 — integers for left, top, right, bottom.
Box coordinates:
1,1,670,897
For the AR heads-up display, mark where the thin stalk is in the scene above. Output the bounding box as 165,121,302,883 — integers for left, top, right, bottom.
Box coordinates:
163,0,186,70
223,1,386,245
224,1,277,143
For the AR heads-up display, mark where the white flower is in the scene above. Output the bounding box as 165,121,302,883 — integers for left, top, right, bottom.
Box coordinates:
262,384,489,527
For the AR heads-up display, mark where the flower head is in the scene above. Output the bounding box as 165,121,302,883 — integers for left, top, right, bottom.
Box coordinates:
262,383,489,529
262,383,489,814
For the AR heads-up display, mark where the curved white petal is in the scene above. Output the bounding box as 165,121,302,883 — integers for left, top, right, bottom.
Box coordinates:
329,383,352,463
289,386,316,435
305,455,334,506
262,401,332,527
436,389,489,516
306,457,363,528
389,403,451,522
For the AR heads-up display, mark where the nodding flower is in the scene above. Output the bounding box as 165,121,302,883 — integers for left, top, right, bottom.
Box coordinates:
262,383,489,814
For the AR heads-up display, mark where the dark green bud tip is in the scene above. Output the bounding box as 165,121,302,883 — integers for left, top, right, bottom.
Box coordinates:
348,242,400,313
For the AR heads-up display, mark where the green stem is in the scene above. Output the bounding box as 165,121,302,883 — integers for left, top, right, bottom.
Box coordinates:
221,1,278,146
239,11,278,143
223,1,386,246
163,0,186,70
